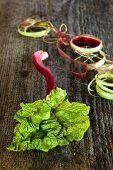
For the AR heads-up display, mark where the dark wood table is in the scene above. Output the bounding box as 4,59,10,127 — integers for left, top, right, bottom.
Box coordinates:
0,0,113,169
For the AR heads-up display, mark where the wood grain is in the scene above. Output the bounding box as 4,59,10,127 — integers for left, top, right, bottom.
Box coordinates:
0,0,113,170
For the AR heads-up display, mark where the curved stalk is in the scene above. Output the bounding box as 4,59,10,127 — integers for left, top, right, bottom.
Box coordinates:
32,51,55,96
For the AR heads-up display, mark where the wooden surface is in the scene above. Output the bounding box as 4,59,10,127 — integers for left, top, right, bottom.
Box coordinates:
0,0,113,169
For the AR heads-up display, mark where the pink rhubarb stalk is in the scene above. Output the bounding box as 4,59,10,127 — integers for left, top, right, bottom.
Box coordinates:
32,50,55,96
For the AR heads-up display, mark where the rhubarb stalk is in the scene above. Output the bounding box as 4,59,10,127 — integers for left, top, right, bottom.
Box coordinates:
32,50,55,95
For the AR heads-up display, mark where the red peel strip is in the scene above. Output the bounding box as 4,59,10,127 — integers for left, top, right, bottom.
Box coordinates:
70,34,103,54
55,28,64,38
32,51,55,96
57,39,87,79
72,36,101,46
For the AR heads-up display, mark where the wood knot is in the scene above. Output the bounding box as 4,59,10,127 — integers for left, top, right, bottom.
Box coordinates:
20,70,29,77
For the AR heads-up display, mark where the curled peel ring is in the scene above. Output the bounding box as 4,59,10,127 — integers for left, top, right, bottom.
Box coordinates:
18,19,51,38
70,34,103,55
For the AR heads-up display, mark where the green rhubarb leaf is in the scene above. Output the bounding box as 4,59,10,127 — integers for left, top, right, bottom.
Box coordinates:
7,87,90,152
